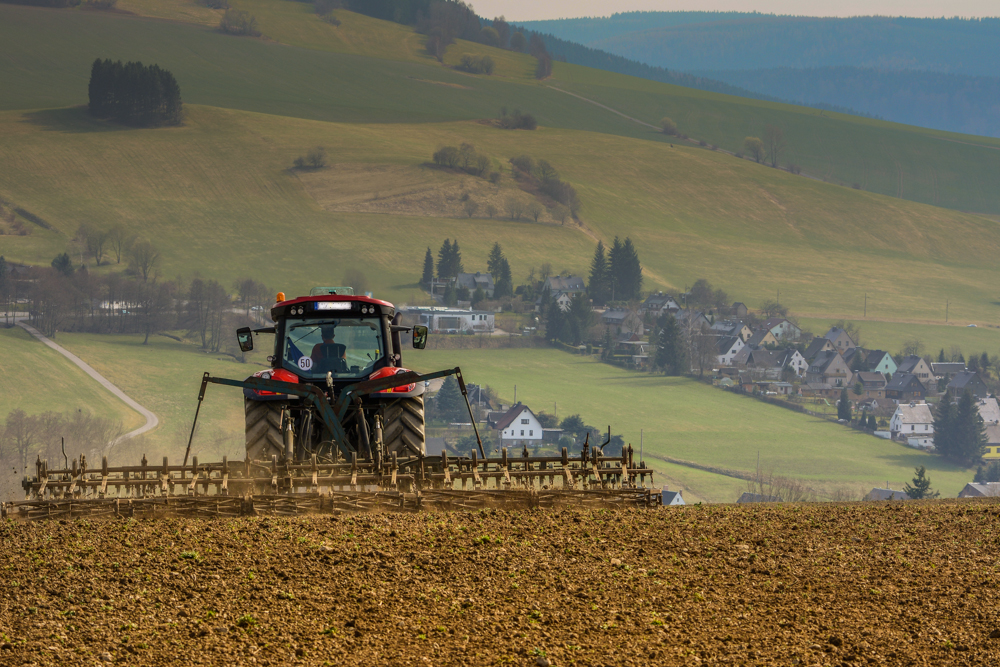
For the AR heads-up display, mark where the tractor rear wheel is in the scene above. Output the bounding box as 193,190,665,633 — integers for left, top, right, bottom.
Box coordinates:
245,399,285,460
381,396,425,456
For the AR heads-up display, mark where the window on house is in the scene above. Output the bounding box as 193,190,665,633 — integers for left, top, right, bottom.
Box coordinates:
911,425,915,431
521,419,529,424
520,430,524,436
529,430,533,436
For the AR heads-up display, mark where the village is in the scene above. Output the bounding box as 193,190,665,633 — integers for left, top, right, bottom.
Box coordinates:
412,252,1000,503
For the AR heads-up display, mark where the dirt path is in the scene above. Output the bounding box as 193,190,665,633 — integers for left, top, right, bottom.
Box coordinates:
16,321,158,449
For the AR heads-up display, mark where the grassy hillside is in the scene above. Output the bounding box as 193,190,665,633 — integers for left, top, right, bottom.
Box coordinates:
4,3,1000,217
2,104,999,322
411,348,973,501
0,326,142,430
797,318,1000,359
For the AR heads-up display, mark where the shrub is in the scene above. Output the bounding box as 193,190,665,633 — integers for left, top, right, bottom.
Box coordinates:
457,55,495,75
498,109,536,130
509,155,534,176
219,8,260,36
200,0,230,7
698,139,707,147
293,146,327,169
787,163,802,174
433,146,460,169
84,0,118,8
659,117,677,135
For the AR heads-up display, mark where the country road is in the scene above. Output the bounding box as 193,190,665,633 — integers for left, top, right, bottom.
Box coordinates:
16,321,158,451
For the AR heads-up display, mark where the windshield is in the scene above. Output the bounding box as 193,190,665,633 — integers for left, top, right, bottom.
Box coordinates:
282,317,384,379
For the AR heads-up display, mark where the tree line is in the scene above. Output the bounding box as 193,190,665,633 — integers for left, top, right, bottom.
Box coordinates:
88,59,183,127
509,154,579,217
587,237,643,305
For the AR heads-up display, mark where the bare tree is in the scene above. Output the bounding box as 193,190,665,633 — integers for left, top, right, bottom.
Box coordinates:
128,240,160,282
108,224,134,264
692,324,717,378
763,125,785,168
743,136,765,163
485,203,497,219
551,204,569,224
463,199,479,218
527,201,543,222
505,196,527,220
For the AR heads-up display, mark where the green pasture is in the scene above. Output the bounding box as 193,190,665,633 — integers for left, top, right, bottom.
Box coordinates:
4,3,1000,218
1,105,998,322
550,62,1000,215
411,347,974,501
52,332,271,463
0,326,143,431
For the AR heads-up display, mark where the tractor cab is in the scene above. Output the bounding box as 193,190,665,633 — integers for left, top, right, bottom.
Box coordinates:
235,287,428,395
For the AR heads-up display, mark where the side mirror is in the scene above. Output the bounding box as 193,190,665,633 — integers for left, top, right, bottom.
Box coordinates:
236,327,254,353
412,325,428,350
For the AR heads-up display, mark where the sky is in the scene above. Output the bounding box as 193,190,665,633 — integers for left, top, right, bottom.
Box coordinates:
471,0,999,21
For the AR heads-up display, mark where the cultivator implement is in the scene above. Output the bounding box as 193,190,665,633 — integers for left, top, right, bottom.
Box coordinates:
7,288,664,521
7,427,659,520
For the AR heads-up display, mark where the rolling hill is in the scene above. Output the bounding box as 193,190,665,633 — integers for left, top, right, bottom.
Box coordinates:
0,1,998,502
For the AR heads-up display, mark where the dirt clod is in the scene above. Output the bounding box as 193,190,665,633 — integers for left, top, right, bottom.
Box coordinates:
1,502,999,665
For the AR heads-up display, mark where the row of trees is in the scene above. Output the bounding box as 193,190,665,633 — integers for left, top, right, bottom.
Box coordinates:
0,408,125,500
587,237,643,305
509,154,579,215
88,59,183,127
432,143,493,178
934,391,988,464
743,125,785,167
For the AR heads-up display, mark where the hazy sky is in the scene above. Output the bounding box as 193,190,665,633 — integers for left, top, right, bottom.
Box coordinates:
472,0,998,21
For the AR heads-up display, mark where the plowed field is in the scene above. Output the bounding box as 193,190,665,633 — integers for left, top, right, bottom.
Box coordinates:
2,501,1000,666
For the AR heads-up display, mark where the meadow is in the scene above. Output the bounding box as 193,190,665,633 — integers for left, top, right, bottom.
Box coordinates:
410,347,974,501
1,105,998,324
0,326,143,432
3,2,1000,216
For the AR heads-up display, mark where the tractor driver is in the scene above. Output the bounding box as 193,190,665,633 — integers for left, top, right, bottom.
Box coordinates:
310,324,348,372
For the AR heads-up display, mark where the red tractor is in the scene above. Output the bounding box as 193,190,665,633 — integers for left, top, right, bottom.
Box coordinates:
233,287,447,464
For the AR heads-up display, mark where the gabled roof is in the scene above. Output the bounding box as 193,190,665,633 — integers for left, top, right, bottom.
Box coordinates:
492,403,534,432
455,272,494,290
743,349,781,367
661,490,685,505
866,488,911,501
775,348,804,365
809,350,843,373
866,349,893,367
931,362,966,375
948,371,985,391
716,335,742,354
824,327,855,345
896,355,926,374
744,329,775,348
886,373,925,392
978,397,1000,424
804,337,834,360
762,317,798,332
892,402,933,424
856,371,887,387
641,292,678,309
959,482,1000,498
545,275,585,292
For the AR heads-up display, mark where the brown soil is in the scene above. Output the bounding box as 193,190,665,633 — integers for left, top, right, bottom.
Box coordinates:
2,501,1000,666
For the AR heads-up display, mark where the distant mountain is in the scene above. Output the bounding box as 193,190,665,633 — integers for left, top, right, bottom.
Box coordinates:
696,67,1000,137
521,13,1000,76
519,12,1000,136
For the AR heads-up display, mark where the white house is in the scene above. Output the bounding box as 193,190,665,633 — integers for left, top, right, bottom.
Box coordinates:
404,307,494,334
777,349,808,376
640,292,680,317
491,403,543,448
762,318,802,341
716,335,745,366
890,402,934,449
661,489,685,506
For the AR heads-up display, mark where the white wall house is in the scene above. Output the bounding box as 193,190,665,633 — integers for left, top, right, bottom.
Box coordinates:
405,307,494,334
890,402,934,449
716,336,745,366
492,404,544,448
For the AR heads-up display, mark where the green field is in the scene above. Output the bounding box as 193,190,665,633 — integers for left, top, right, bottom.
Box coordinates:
8,332,970,503
411,347,975,501
1,104,998,323
0,326,143,431
3,2,1000,217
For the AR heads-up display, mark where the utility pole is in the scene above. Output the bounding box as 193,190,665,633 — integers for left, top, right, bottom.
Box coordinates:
640,429,643,463
776,289,780,305
945,299,949,323
864,292,867,318
514,384,517,404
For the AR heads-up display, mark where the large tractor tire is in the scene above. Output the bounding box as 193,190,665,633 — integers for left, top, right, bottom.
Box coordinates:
381,396,426,456
245,399,285,461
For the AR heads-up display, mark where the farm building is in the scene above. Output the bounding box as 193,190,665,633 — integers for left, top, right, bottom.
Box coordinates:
404,307,494,334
